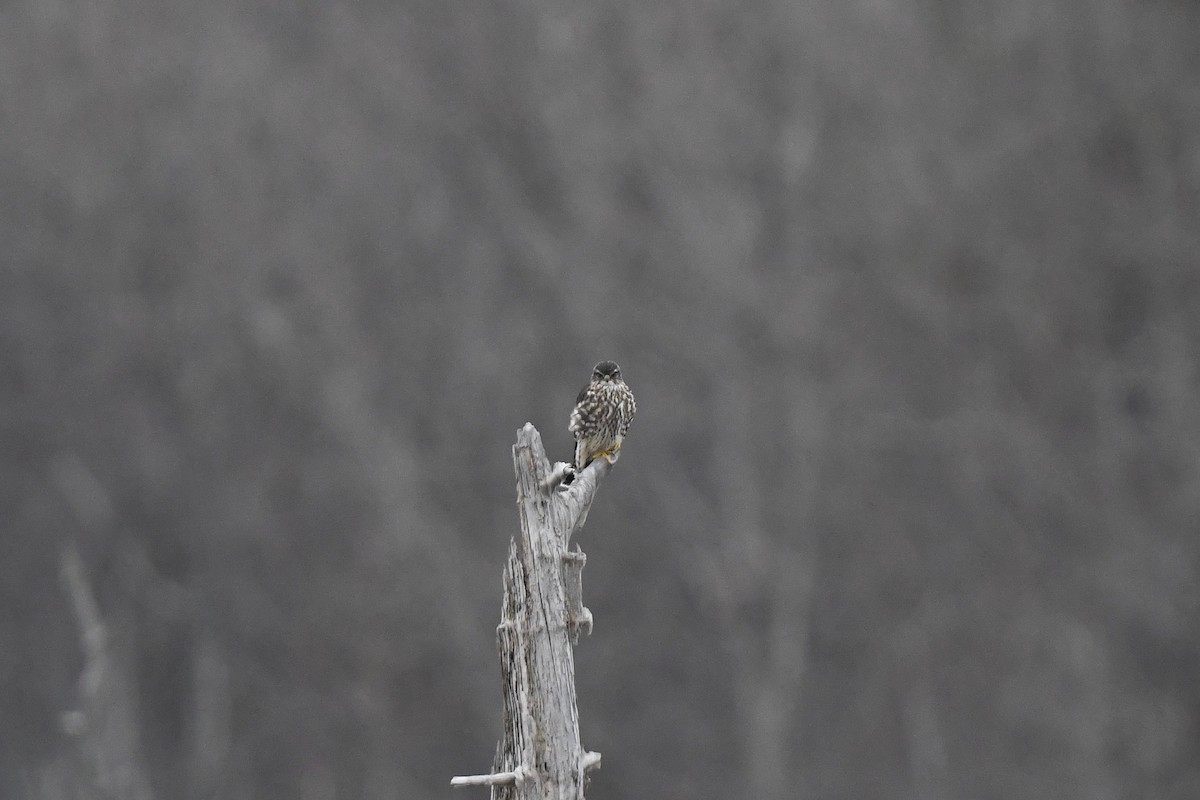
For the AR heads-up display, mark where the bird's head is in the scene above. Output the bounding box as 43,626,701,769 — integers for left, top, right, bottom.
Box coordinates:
592,361,622,382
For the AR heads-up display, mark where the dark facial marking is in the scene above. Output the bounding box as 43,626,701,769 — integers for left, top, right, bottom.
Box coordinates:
593,360,622,379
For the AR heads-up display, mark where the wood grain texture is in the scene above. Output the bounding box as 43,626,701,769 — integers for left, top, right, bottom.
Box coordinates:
454,423,608,798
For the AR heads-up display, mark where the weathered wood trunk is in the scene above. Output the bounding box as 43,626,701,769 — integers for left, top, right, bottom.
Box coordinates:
452,423,610,798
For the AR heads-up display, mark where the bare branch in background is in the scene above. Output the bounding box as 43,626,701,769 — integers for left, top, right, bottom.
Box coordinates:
60,544,156,800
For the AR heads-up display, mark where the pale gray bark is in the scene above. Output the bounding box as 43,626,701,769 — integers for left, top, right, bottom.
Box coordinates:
452,423,608,798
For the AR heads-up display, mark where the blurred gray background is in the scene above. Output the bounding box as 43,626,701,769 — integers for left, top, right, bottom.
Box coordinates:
3,0,1199,798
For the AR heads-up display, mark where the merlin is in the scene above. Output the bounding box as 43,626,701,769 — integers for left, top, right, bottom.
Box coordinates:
569,361,636,470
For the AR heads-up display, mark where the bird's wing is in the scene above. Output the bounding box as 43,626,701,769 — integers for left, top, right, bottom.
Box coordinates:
568,385,590,433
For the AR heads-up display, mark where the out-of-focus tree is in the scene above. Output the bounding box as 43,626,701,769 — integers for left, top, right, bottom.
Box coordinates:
1,0,1198,798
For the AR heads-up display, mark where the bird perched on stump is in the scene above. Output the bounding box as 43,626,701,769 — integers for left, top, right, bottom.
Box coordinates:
569,361,636,470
